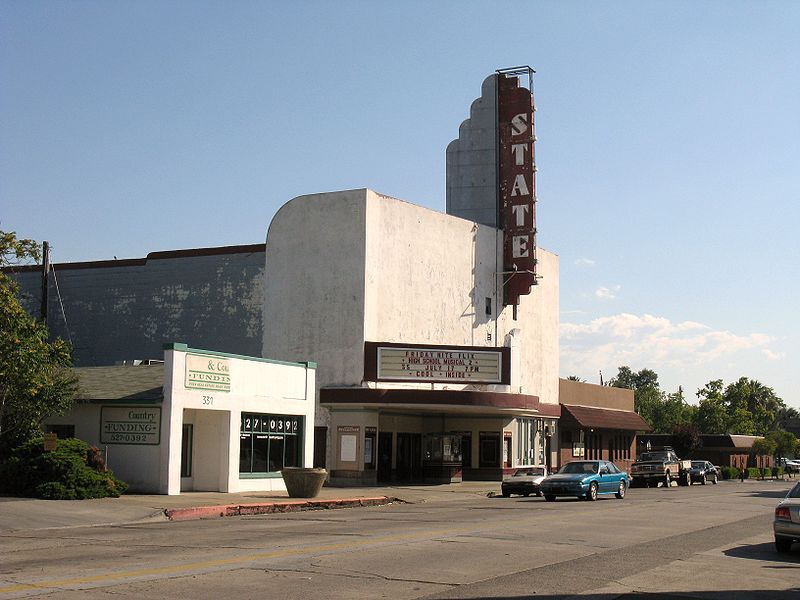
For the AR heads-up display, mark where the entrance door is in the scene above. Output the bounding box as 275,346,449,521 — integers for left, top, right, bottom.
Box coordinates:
396,433,421,481
377,432,393,482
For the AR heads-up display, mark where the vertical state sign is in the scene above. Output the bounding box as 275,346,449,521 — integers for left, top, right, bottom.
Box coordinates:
498,73,537,306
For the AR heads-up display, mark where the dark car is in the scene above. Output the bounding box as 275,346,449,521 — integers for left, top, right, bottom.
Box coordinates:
688,461,719,485
539,460,629,502
501,466,548,497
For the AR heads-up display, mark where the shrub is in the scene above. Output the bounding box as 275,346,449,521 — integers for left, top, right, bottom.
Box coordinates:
0,436,127,499
720,466,740,480
747,467,761,479
772,466,784,478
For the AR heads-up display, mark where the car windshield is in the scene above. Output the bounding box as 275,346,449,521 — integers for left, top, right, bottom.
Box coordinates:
691,461,705,468
515,467,545,477
787,483,800,499
639,452,669,462
559,462,599,474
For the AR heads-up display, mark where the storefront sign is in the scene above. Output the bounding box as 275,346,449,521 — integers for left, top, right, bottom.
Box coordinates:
337,426,360,463
101,406,161,445
376,347,503,383
572,442,585,457
185,353,231,392
498,71,537,306
43,432,58,452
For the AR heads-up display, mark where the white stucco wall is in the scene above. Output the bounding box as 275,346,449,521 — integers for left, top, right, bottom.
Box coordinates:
158,345,316,495
262,188,559,435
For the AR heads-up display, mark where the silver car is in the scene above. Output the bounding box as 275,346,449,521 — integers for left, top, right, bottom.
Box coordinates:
774,481,800,552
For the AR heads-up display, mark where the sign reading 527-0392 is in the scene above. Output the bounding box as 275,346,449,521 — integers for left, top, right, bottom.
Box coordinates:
185,353,231,392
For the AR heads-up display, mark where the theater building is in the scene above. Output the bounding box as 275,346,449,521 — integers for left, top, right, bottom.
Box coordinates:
13,68,636,488
261,188,559,484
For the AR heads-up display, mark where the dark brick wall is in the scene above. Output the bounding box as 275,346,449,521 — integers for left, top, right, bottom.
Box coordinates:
10,246,265,365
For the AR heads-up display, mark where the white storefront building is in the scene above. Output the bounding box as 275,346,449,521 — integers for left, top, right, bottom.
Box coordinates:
45,344,316,494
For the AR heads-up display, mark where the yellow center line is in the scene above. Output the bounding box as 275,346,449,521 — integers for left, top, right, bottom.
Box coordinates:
0,525,474,594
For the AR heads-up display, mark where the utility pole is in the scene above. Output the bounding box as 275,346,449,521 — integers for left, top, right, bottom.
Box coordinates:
40,241,50,324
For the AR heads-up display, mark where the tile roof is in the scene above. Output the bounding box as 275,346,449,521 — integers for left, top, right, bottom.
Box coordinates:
561,404,652,432
74,365,164,401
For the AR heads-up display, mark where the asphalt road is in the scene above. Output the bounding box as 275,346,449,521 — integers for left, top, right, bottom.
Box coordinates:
1,480,798,599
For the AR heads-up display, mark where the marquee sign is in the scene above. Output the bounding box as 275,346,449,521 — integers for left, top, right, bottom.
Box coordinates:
497,69,538,306
364,342,511,385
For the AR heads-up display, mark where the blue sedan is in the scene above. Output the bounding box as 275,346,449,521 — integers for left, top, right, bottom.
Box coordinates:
539,460,629,502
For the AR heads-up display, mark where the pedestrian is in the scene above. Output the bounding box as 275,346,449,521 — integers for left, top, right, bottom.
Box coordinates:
740,459,746,483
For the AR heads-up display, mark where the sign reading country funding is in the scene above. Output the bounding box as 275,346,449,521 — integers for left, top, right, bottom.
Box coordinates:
185,353,231,392
101,406,161,445
377,347,503,384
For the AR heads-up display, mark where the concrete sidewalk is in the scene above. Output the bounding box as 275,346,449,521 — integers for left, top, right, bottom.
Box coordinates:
0,482,500,532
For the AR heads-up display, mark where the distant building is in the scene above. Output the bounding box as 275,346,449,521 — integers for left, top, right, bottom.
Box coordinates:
8,244,265,366
558,379,651,473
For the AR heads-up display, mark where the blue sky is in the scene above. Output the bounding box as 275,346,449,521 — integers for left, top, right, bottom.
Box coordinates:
2,1,798,408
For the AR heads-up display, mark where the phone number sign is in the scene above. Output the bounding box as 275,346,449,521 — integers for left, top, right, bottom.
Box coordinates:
101,406,161,445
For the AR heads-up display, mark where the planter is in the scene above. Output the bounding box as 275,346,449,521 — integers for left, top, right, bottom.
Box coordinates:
281,467,327,498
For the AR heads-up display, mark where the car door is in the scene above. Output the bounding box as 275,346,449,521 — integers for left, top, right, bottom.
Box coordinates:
598,462,615,493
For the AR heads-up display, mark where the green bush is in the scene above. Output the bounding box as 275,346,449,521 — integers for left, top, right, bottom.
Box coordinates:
772,466,784,478
0,436,127,499
747,467,761,479
720,466,740,480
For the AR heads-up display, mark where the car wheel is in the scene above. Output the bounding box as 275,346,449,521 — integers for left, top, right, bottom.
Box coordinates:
701,474,706,485
615,481,625,499
711,474,718,484
775,536,793,553
664,471,671,488
588,482,598,501
523,492,530,497
544,495,556,502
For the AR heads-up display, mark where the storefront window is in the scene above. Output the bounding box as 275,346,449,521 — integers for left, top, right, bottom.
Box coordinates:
239,413,303,474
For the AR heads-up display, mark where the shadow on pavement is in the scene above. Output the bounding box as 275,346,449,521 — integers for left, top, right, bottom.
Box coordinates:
723,541,800,565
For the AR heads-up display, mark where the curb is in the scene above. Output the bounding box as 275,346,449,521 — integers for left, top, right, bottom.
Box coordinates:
164,496,396,521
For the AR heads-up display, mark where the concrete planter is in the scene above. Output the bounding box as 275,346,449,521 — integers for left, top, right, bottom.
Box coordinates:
281,467,327,498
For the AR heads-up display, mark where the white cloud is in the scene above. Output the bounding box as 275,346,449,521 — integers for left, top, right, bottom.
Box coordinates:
561,313,777,378
762,349,785,361
595,285,620,299
575,257,595,267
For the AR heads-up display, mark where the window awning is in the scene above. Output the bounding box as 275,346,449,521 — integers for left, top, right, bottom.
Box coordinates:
561,404,652,432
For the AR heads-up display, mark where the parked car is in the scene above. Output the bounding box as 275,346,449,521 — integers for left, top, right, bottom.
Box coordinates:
539,460,629,502
501,466,548,497
774,481,800,552
778,458,800,474
688,461,719,485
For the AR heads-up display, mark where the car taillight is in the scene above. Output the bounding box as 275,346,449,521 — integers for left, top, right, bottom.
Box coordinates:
775,506,791,520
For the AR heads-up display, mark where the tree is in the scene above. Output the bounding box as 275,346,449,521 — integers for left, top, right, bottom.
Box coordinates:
722,378,784,435
566,375,584,382
0,231,78,453
672,423,701,458
751,437,777,460
610,366,659,392
766,430,800,460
